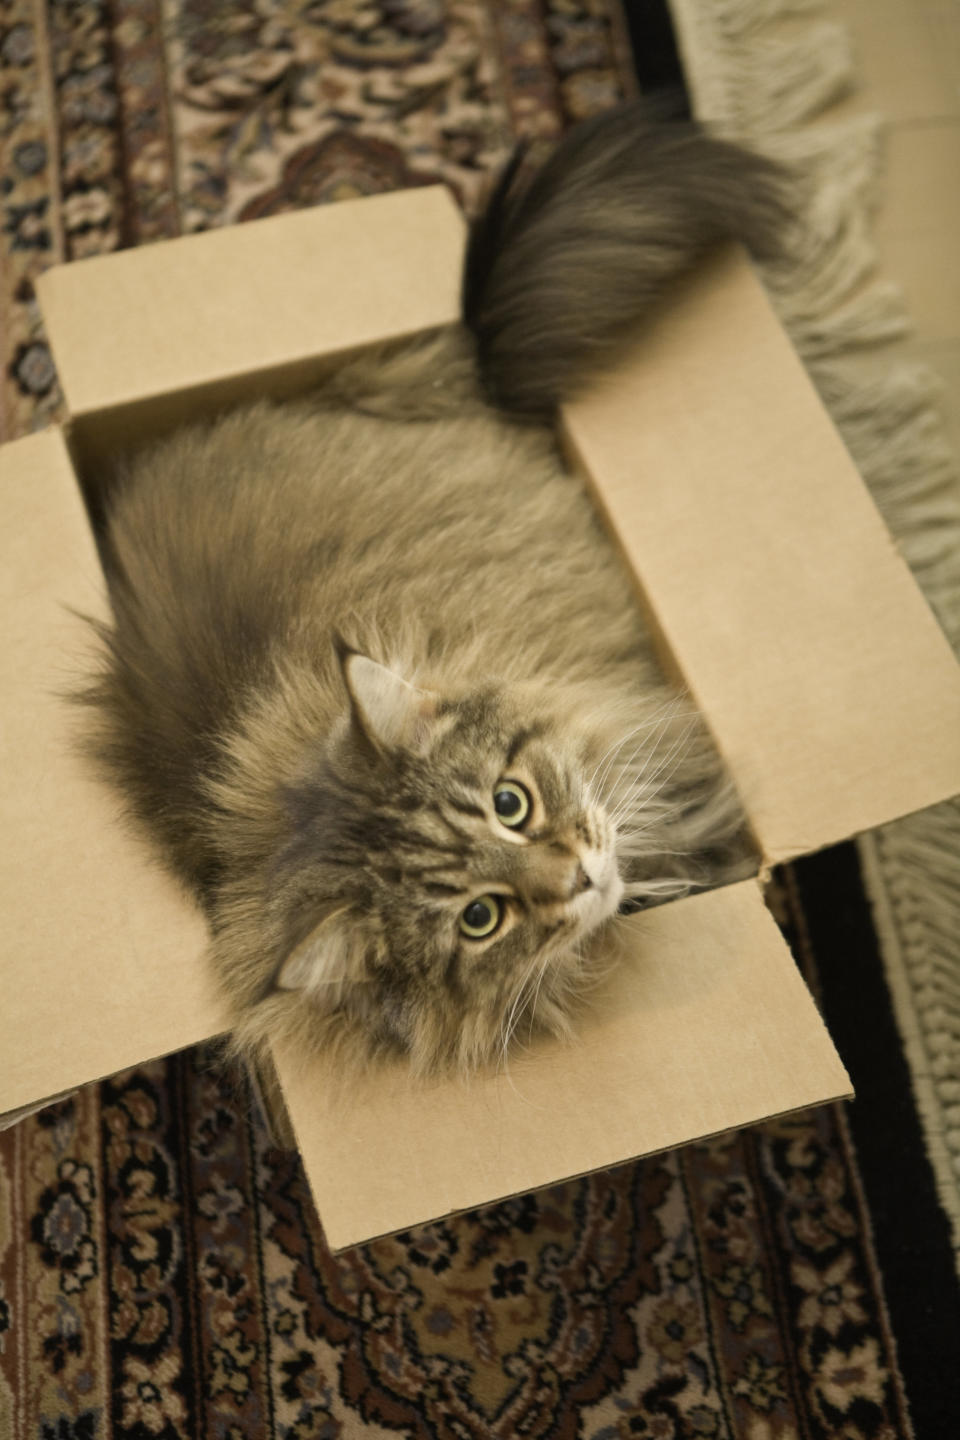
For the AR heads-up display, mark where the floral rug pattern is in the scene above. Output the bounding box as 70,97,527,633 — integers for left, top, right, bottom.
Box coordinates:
0,0,632,440
1,912,910,1440
0,1,916,1436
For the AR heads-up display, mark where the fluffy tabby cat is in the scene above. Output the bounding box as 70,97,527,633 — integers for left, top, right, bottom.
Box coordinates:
81,103,785,1079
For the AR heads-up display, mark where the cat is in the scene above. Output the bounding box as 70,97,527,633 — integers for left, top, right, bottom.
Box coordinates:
79,101,785,1084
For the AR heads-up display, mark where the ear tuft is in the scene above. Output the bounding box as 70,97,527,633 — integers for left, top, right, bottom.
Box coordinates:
341,651,436,753
275,908,353,1001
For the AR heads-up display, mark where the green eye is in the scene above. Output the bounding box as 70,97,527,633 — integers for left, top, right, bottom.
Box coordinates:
459,895,503,940
493,779,532,829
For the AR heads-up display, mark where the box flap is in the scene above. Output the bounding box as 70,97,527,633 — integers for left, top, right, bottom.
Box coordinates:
0,1089,80,1134
276,881,851,1252
564,248,960,866
0,431,223,1121
37,187,465,418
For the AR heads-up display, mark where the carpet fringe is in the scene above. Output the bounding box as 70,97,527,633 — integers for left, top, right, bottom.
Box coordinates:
670,0,960,1265
718,25,855,131
673,3,854,129
711,0,824,37
860,811,960,1237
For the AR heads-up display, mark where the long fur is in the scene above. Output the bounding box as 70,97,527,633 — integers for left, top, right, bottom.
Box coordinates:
78,103,777,1080
463,97,787,415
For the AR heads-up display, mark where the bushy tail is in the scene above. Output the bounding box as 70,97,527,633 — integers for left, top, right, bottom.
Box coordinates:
462,99,787,417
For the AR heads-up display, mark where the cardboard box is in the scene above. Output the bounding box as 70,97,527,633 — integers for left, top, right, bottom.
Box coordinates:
3,186,960,1250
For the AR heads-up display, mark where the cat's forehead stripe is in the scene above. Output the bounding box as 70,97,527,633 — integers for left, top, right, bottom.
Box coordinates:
447,795,486,820
421,880,467,898
505,725,546,767
415,857,468,871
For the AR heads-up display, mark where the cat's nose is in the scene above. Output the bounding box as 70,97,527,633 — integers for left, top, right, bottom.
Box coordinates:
572,864,593,895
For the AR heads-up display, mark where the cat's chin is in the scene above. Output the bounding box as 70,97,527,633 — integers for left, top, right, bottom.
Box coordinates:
575,857,624,935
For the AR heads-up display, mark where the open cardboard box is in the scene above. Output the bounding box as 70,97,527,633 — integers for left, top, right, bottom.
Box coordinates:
3,186,960,1252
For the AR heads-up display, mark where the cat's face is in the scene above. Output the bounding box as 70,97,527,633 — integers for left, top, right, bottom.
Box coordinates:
272,652,626,1071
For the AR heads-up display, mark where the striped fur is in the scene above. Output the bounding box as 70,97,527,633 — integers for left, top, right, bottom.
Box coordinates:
79,104,772,1079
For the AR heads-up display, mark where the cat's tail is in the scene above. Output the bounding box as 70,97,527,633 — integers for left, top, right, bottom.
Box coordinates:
462,98,788,417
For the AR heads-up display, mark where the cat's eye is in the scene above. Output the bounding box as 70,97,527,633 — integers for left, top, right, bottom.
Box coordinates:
493,779,532,829
459,895,503,940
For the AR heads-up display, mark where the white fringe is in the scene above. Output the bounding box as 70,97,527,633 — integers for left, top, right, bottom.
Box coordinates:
670,0,960,1266
672,4,855,130
710,0,824,36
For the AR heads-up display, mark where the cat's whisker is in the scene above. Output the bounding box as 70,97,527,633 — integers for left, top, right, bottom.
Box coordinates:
614,806,682,838
595,697,692,780
588,701,685,794
599,735,674,823
527,939,563,1038
495,1037,526,1103
588,726,650,798
507,925,582,1058
500,949,543,1071
617,841,705,866
622,876,699,898
613,754,699,829
607,720,699,826
601,703,695,801
611,762,687,828
598,731,659,803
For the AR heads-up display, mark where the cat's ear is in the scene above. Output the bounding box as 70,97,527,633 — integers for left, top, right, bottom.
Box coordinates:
274,908,354,998
340,648,437,754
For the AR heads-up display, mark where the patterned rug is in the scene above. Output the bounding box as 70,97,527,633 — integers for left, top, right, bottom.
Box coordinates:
2,2,959,1437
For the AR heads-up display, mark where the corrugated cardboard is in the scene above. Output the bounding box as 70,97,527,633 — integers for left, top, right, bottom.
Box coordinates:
563,250,960,866
279,882,849,1249
3,184,957,1246
0,431,221,1121
36,186,465,491
39,189,462,416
